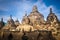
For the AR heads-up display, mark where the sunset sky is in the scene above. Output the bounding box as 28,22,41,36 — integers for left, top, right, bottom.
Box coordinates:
0,0,60,22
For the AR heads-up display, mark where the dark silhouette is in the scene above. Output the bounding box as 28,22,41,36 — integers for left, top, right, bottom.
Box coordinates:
37,32,42,40
22,32,28,40
8,33,13,40
2,33,4,40
48,31,56,40
37,31,56,40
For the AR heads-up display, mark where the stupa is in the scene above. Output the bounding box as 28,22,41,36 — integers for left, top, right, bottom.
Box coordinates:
2,15,16,31
28,5,45,26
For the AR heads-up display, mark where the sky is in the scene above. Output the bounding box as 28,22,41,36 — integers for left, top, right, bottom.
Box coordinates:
0,0,60,22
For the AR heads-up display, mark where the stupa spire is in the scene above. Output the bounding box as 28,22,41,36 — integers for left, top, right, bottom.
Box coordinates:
25,11,27,16
32,5,38,12
24,11,27,17
50,8,52,13
1,17,3,22
10,15,12,19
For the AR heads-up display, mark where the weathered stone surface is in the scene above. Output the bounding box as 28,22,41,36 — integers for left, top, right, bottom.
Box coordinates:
7,15,16,27
37,30,56,40
0,30,56,40
16,24,34,32
28,5,45,26
22,13,30,25
2,15,16,31
47,8,58,24
15,19,20,26
47,8,60,35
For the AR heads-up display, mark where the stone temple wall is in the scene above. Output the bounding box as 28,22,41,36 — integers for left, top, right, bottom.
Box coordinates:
0,5,60,40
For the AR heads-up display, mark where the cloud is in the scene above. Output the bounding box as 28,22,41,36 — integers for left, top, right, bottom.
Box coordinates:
0,0,60,22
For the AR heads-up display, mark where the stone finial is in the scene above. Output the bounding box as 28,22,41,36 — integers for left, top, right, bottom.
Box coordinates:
1,17,3,22
10,15,12,19
25,11,27,16
50,8,52,13
32,5,38,12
